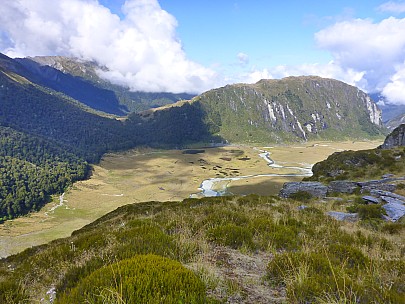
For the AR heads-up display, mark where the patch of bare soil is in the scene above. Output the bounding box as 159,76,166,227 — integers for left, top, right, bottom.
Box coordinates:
191,246,286,303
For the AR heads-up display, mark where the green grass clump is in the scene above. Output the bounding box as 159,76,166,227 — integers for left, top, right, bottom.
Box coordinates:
0,280,29,303
56,254,206,304
357,204,386,220
289,191,313,202
381,222,405,234
267,247,403,303
270,226,300,251
208,224,254,249
347,203,386,220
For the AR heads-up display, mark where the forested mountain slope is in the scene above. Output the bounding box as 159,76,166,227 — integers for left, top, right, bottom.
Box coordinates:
17,56,194,114
0,55,211,220
0,126,89,221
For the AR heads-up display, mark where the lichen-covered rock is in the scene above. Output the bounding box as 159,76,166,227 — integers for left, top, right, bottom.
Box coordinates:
382,202,405,222
328,181,359,194
327,211,358,222
279,182,328,198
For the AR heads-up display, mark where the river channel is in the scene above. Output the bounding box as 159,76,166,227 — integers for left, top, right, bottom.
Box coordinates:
196,149,313,197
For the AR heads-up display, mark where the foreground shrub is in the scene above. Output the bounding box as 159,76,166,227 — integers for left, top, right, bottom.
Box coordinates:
357,204,386,220
381,222,405,234
269,225,300,251
0,280,28,304
56,254,206,304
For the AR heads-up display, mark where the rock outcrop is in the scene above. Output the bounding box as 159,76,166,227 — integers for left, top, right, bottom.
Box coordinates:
328,181,359,194
382,203,405,222
279,182,328,198
280,178,403,199
380,124,405,149
280,178,405,222
327,211,358,222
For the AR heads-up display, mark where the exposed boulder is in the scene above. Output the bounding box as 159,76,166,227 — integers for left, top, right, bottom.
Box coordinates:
327,211,358,222
279,182,328,198
328,181,359,194
382,203,405,222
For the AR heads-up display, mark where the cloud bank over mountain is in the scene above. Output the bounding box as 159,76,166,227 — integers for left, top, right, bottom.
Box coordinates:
247,15,405,105
1,0,405,104
0,0,218,94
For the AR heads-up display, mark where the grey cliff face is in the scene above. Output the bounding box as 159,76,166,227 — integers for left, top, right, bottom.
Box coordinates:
380,124,405,149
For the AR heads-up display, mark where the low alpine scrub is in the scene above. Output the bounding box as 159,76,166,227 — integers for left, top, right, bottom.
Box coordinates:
56,254,207,304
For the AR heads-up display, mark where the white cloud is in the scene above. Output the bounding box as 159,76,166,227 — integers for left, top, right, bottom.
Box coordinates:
382,64,405,104
237,52,249,65
239,16,405,105
314,17,405,104
244,68,272,83
378,1,405,14
0,0,219,93
243,62,365,88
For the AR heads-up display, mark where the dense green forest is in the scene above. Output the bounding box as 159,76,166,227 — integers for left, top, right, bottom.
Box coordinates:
0,127,89,222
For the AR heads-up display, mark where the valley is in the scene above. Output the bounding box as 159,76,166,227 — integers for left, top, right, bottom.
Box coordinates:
0,140,381,258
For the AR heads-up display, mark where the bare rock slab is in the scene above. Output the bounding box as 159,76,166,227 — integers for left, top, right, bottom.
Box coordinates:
362,196,381,204
382,202,405,222
381,196,405,205
279,182,328,198
327,211,358,222
371,190,405,202
328,181,359,194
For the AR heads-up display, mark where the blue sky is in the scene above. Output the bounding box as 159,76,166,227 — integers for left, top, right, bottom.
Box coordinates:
1,0,405,104
99,1,397,68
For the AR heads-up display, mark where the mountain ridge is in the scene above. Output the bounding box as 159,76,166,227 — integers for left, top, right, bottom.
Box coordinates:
17,55,195,115
145,76,385,144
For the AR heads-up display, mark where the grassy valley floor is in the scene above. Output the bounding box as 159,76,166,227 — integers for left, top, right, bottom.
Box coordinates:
0,141,381,258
